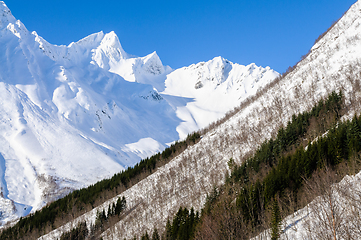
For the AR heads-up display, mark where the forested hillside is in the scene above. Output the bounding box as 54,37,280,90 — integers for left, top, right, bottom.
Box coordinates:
1,0,361,239
37,1,361,238
138,90,361,239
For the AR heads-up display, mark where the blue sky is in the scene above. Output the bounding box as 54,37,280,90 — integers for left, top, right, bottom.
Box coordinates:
5,0,357,73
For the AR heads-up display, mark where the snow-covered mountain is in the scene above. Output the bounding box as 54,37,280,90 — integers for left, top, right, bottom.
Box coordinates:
162,57,277,138
0,1,278,224
38,0,361,239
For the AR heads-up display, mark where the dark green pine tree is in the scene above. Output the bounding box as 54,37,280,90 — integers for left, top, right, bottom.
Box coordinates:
271,199,281,240
115,196,126,215
102,209,107,221
107,204,112,218
164,218,172,240
348,115,361,154
189,208,196,237
141,231,150,240
151,228,160,240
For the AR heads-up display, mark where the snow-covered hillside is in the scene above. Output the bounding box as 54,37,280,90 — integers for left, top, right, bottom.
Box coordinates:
39,0,361,239
252,169,361,240
0,1,278,224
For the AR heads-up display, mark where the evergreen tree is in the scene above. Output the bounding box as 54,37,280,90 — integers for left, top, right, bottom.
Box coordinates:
151,228,160,240
164,218,172,240
115,196,126,215
141,231,150,240
102,209,107,221
271,199,281,240
348,115,361,154
108,203,112,217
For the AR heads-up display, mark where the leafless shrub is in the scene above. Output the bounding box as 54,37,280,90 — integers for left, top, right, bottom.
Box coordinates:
314,13,345,45
301,166,361,240
346,35,360,46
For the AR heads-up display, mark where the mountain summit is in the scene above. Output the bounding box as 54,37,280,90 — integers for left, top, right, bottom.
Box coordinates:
0,1,278,224
0,1,15,28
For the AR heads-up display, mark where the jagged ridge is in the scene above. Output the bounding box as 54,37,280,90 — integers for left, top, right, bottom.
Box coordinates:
0,0,278,225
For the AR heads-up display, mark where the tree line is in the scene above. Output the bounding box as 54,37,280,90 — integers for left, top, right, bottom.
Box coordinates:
190,90,361,239
0,133,200,240
58,196,126,240
74,90,350,240
155,91,356,240
138,207,199,240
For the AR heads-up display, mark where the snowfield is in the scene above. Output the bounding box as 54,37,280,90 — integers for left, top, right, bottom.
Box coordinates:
40,0,361,239
0,1,278,225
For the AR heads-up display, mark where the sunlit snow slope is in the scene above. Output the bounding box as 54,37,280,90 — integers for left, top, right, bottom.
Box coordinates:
162,57,278,138
0,1,278,224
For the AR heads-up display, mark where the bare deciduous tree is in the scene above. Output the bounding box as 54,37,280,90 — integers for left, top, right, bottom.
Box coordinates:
301,166,361,240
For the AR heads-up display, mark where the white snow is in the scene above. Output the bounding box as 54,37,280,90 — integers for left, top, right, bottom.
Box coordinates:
161,57,278,138
252,170,361,240
38,0,361,238
122,138,165,160
0,0,278,225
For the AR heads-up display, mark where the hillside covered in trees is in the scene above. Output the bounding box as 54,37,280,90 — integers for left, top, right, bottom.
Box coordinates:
2,1,361,239
139,90,361,239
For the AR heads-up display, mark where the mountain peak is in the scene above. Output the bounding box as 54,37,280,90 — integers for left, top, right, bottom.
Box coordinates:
140,51,165,75
208,56,231,68
0,1,16,29
100,31,127,58
147,51,159,59
68,31,105,48
91,31,128,70
211,56,227,62
0,1,9,12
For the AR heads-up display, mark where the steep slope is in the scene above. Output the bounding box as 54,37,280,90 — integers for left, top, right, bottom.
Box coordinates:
0,1,278,225
39,0,361,239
